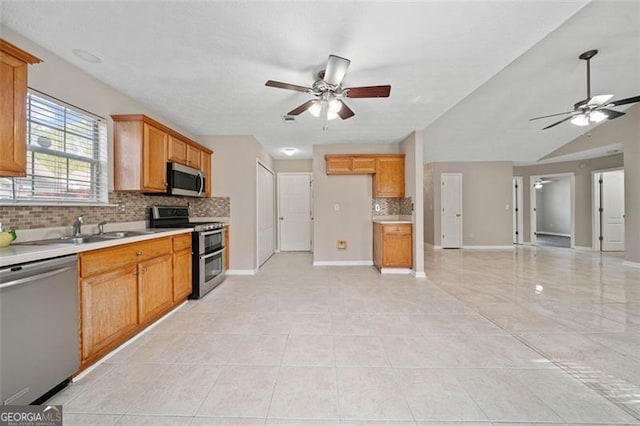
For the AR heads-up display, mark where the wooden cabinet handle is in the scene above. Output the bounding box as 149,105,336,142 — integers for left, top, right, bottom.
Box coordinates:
136,251,143,256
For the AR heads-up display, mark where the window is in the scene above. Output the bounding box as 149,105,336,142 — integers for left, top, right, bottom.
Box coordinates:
0,90,107,203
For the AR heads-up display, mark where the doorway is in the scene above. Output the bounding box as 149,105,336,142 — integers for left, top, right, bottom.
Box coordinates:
513,176,524,244
441,173,462,248
530,173,575,248
593,169,625,252
257,162,275,267
277,173,312,252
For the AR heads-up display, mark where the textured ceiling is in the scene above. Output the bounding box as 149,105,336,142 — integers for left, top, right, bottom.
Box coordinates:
1,0,617,161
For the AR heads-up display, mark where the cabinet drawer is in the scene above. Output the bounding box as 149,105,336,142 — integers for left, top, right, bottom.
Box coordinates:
173,233,192,252
81,237,172,277
382,224,412,235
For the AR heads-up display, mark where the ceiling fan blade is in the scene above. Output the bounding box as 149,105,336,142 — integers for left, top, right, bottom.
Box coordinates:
336,100,355,120
529,111,574,121
265,80,311,93
287,100,315,116
598,108,626,120
609,95,640,107
345,85,391,98
324,55,351,87
542,114,576,130
587,94,613,106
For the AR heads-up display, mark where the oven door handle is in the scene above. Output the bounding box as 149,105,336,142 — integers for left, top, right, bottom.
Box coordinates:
200,248,225,260
200,229,223,237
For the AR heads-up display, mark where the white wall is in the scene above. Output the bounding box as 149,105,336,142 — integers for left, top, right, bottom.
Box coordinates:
535,177,571,235
274,159,312,173
313,143,400,263
199,135,273,272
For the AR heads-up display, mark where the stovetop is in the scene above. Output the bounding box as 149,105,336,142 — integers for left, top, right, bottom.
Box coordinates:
150,206,225,232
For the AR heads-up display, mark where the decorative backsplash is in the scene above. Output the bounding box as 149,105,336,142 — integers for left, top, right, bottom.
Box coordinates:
372,197,413,216
0,192,230,230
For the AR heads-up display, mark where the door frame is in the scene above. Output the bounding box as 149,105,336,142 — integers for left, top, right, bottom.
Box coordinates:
530,172,575,248
440,172,463,248
513,176,524,245
256,160,276,269
592,167,624,252
276,172,313,252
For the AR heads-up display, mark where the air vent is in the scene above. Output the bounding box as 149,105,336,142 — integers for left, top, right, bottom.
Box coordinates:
281,115,296,123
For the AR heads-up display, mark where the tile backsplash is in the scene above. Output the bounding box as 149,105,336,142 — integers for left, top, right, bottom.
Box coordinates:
372,197,413,216
0,192,230,230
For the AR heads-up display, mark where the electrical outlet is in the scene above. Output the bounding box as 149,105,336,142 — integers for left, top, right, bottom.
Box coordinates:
374,203,381,212
334,204,340,212
337,240,347,250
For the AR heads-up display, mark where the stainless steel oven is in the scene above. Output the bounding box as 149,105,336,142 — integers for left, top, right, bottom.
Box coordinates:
150,205,226,299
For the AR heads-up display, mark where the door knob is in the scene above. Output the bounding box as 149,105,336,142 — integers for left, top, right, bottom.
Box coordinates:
456,214,461,217
280,217,284,220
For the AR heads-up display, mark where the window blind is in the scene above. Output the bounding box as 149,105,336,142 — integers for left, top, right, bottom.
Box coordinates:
0,90,107,203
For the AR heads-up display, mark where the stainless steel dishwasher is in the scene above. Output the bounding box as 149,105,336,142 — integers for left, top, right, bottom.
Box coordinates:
1,254,79,405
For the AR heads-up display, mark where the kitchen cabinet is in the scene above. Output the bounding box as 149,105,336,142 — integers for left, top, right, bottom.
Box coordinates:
0,39,41,177
78,235,187,368
112,114,213,194
325,155,376,175
373,222,413,270
173,234,192,301
373,155,405,198
201,151,212,197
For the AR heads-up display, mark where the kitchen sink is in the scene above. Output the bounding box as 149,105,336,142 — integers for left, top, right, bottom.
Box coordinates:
14,230,158,246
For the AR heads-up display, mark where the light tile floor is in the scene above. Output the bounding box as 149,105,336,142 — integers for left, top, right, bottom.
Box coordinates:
49,247,640,425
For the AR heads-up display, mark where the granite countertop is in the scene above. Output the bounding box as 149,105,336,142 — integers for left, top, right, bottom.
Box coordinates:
0,228,191,268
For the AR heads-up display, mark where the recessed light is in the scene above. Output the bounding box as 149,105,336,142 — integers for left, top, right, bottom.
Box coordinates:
72,48,101,64
283,147,296,156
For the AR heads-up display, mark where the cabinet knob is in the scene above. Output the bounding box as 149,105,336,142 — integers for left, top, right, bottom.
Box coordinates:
143,267,148,273
132,271,138,276
136,251,143,256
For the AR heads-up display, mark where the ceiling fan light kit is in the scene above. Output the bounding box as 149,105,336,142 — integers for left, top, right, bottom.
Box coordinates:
530,49,640,130
265,54,391,121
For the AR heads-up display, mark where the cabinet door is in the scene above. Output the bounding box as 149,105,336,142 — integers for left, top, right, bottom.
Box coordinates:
187,145,201,169
201,151,212,197
138,254,173,324
81,266,139,361
352,157,376,173
325,156,352,174
0,52,28,177
173,249,192,301
382,234,412,267
142,123,168,191
373,156,405,198
168,135,187,164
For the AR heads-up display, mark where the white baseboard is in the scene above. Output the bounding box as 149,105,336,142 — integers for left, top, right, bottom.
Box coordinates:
623,260,640,269
412,271,427,279
313,260,374,266
380,267,412,275
462,245,514,250
433,245,442,250
226,269,257,275
536,231,571,237
574,246,593,251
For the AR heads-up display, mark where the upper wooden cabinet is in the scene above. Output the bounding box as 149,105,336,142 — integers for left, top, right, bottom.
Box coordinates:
373,155,405,198
112,114,213,194
325,155,376,175
325,153,405,198
0,39,42,177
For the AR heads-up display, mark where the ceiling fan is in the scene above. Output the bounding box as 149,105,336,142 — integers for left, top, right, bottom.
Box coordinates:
530,49,640,130
265,54,391,120
534,177,555,189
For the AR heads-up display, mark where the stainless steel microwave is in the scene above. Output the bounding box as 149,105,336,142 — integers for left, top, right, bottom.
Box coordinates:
166,162,205,197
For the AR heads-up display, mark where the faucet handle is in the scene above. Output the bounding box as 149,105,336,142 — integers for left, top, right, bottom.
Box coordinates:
98,221,107,234
77,215,84,224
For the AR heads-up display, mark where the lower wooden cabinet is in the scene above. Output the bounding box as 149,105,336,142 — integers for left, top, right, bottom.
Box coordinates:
373,222,413,270
78,233,192,368
80,266,139,362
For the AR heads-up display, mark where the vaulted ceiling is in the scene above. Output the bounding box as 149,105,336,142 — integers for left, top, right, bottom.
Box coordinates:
1,1,638,161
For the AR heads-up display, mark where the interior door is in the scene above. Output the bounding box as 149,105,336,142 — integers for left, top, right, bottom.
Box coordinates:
278,173,312,251
257,163,275,266
441,173,462,248
601,170,625,251
513,177,524,244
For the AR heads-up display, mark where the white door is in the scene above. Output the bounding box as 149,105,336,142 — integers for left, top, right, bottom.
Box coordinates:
513,177,524,244
278,173,312,251
257,163,275,266
601,170,625,251
441,173,462,248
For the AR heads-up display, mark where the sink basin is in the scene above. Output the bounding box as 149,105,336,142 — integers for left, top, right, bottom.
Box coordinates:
14,230,157,246
97,230,156,239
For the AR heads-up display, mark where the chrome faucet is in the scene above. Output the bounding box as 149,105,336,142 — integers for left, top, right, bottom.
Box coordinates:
72,216,84,237
98,221,107,235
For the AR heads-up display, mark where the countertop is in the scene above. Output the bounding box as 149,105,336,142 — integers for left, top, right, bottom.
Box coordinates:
372,220,413,224
0,228,192,268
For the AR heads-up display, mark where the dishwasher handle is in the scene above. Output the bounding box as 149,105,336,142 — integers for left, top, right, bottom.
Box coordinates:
0,266,74,290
